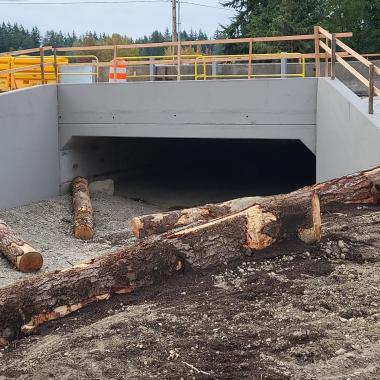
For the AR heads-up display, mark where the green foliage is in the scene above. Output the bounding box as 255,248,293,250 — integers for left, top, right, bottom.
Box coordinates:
0,25,209,58
322,0,380,53
221,0,380,53
0,23,41,52
43,30,77,48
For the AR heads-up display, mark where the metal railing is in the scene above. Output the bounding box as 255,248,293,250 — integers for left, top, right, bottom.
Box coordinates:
57,55,99,82
194,53,306,80
0,27,379,115
118,54,203,80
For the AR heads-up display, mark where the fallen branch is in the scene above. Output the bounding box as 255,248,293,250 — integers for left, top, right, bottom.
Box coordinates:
0,220,42,273
182,361,211,376
0,191,320,343
72,177,94,240
131,166,380,238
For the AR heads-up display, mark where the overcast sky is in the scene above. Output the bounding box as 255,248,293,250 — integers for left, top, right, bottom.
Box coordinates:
0,0,235,38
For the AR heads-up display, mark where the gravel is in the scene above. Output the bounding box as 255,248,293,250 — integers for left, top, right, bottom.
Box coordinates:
0,194,160,287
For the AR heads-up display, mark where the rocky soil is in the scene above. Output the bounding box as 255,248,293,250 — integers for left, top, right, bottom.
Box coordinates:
0,194,159,287
0,203,379,379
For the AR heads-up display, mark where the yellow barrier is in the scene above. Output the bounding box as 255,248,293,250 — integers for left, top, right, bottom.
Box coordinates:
0,55,68,91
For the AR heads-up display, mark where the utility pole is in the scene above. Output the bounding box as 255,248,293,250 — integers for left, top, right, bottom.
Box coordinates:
172,0,177,43
176,0,182,80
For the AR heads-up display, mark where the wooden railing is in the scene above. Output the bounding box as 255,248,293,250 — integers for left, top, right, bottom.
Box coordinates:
317,26,380,114
0,27,379,114
0,46,55,88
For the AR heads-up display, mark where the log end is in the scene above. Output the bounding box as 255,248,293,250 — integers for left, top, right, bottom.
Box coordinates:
298,193,322,244
17,251,43,273
74,226,94,240
131,217,143,239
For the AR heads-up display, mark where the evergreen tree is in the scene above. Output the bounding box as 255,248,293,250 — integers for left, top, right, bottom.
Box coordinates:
221,0,380,53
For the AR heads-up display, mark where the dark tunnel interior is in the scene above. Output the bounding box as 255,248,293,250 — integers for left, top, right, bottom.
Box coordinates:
114,138,316,210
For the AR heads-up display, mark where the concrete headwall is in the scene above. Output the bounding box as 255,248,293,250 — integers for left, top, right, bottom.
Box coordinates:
57,79,317,189
58,79,317,148
316,78,380,181
0,85,59,209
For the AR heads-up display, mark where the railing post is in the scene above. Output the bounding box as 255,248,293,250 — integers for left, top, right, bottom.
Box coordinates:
53,47,58,83
280,53,287,78
369,63,374,115
331,33,336,80
324,38,330,77
149,58,155,81
248,39,253,79
314,26,321,77
177,40,181,81
39,47,45,85
212,61,217,80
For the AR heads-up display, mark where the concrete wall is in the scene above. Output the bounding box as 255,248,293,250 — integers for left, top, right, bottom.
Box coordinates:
0,85,59,209
58,79,317,149
58,79,317,191
316,78,380,181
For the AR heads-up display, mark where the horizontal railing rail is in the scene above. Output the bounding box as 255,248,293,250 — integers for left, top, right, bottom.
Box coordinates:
0,46,53,57
317,26,380,114
0,27,378,115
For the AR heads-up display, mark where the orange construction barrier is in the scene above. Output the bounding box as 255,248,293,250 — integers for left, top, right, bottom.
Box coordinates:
109,59,127,83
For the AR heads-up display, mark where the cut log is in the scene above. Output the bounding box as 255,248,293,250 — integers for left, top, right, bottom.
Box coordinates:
132,166,380,238
72,177,94,240
0,220,42,273
0,191,320,342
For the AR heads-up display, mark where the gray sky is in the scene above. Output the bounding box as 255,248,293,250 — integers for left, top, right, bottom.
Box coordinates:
0,0,235,38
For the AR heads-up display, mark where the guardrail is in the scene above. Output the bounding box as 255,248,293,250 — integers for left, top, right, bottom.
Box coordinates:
0,27,379,115
317,26,380,114
115,53,305,80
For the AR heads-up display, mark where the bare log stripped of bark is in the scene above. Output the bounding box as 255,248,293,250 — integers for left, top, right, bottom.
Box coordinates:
0,192,320,342
0,220,42,273
132,166,380,238
72,177,94,240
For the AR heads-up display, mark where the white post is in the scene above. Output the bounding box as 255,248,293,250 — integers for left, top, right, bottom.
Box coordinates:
280,53,287,78
212,61,217,79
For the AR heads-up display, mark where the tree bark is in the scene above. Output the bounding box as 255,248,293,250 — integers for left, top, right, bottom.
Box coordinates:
0,192,320,342
72,177,94,240
131,166,380,238
0,220,42,273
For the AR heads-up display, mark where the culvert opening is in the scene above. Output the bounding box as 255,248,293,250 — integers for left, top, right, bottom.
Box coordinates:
108,138,316,210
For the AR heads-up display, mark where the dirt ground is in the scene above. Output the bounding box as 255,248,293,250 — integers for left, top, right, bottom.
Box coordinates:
0,201,379,379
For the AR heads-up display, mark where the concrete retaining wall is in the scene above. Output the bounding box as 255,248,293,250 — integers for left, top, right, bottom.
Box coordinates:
316,78,380,181
0,85,59,209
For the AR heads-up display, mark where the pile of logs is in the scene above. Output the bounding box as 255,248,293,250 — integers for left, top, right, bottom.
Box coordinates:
0,166,379,345
131,166,380,238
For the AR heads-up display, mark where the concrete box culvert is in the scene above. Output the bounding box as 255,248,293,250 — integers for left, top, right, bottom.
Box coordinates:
0,78,379,210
